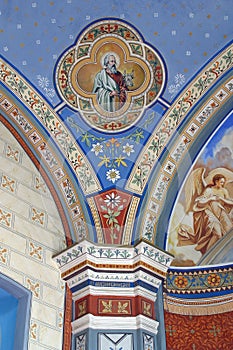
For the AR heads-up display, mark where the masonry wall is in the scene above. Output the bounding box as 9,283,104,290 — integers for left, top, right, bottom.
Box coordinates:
0,122,66,350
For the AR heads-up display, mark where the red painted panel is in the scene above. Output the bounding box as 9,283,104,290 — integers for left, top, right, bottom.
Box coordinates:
165,311,233,350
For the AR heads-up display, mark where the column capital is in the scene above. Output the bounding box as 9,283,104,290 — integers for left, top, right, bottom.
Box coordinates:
53,240,173,349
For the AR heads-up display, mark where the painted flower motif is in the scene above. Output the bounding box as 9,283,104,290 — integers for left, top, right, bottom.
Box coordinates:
106,138,120,148
68,94,75,102
104,192,121,209
174,73,185,85
168,73,186,98
123,143,135,157
174,276,188,288
106,169,121,183
148,90,156,99
168,84,179,95
37,75,50,88
44,87,55,98
207,273,221,287
147,52,154,61
91,142,103,156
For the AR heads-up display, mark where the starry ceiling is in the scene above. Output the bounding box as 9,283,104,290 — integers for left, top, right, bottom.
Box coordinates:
1,1,231,104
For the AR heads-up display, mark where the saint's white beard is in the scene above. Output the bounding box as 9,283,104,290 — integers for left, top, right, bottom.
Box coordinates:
108,64,117,74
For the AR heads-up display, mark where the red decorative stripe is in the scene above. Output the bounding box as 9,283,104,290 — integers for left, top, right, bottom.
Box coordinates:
75,295,155,319
62,286,72,350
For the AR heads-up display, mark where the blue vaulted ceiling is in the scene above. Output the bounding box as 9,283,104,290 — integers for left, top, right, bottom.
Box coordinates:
0,0,232,262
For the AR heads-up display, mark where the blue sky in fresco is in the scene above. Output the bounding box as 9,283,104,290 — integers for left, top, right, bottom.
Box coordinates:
199,111,233,162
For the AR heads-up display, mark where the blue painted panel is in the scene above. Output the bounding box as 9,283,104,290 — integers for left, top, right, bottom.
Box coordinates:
0,274,32,350
0,288,18,350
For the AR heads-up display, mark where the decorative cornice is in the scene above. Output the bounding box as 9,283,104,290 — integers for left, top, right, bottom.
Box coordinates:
72,314,159,334
54,239,172,334
68,269,162,296
72,285,158,301
54,239,173,272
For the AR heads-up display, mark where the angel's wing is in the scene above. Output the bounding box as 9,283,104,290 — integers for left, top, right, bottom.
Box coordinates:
184,167,206,213
225,181,233,199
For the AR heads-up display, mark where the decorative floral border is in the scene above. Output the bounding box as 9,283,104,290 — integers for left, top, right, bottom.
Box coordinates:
165,266,233,295
54,239,173,269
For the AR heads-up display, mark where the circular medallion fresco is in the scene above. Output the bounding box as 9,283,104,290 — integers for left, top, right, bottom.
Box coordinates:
55,19,166,132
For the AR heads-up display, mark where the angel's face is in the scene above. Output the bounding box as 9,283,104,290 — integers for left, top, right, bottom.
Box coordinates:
215,178,225,188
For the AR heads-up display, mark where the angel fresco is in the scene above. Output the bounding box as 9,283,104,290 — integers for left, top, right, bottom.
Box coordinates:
178,167,233,255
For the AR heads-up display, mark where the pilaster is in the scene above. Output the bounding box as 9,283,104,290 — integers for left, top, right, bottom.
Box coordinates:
54,240,173,350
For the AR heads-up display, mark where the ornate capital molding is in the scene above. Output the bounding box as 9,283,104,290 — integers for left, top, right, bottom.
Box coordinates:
54,239,173,347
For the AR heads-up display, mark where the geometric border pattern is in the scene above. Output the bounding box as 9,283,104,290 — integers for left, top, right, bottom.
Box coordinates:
165,265,233,296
